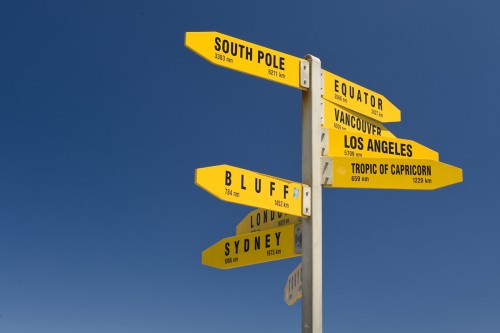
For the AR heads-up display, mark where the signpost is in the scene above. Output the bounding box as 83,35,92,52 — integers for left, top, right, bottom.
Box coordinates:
321,156,463,190
322,99,395,138
186,30,463,333
285,262,303,306
185,31,308,89
195,164,311,217
322,128,439,160
202,224,302,269
323,70,401,123
236,208,301,235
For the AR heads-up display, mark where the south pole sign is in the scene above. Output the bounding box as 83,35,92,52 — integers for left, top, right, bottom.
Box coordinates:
186,31,463,333
185,31,307,89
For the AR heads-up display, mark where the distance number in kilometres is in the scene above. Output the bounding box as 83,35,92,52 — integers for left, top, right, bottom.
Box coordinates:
413,177,432,184
334,95,384,119
344,150,362,157
371,109,381,118
352,176,369,182
225,188,240,197
268,68,285,79
274,199,289,208
267,249,282,256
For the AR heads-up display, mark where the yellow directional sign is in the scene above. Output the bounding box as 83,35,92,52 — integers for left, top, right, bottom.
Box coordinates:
322,156,463,190
322,129,439,160
284,262,303,306
195,165,310,217
323,70,401,123
185,31,304,89
202,224,302,269
323,99,395,138
236,208,301,235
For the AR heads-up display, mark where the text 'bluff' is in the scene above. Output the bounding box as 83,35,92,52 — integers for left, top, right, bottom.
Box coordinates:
225,171,293,199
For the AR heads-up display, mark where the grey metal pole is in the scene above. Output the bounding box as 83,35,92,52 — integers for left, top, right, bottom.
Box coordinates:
301,55,323,333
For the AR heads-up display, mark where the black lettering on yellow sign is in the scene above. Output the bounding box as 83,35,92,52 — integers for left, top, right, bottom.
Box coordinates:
343,134,413,157
257,51,285,70
334,107,382,136
213,36,285,70
367,138,412,157
351,163,378,174
350,162,432,176
334,79,383,111
214,36,253,61
224,231,282,256
225,170,290,199
343,135,364,150
250,210,285,228
391,164,432,176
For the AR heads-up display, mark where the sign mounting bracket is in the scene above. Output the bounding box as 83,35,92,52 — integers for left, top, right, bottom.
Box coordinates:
300,59,310,88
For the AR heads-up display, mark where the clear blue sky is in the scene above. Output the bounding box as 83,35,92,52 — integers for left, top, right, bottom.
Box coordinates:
1,1,499,332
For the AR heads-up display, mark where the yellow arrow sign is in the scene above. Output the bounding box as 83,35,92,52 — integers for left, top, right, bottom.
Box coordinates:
323,99,395,138
322,129,439,160
236,208,302,235
323,70,401,123
185,31,304,89
322,157,463,190
195,165,310,217
202,224,302,269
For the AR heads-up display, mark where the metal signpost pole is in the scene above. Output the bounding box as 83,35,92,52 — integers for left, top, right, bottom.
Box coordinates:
301,55,323,333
